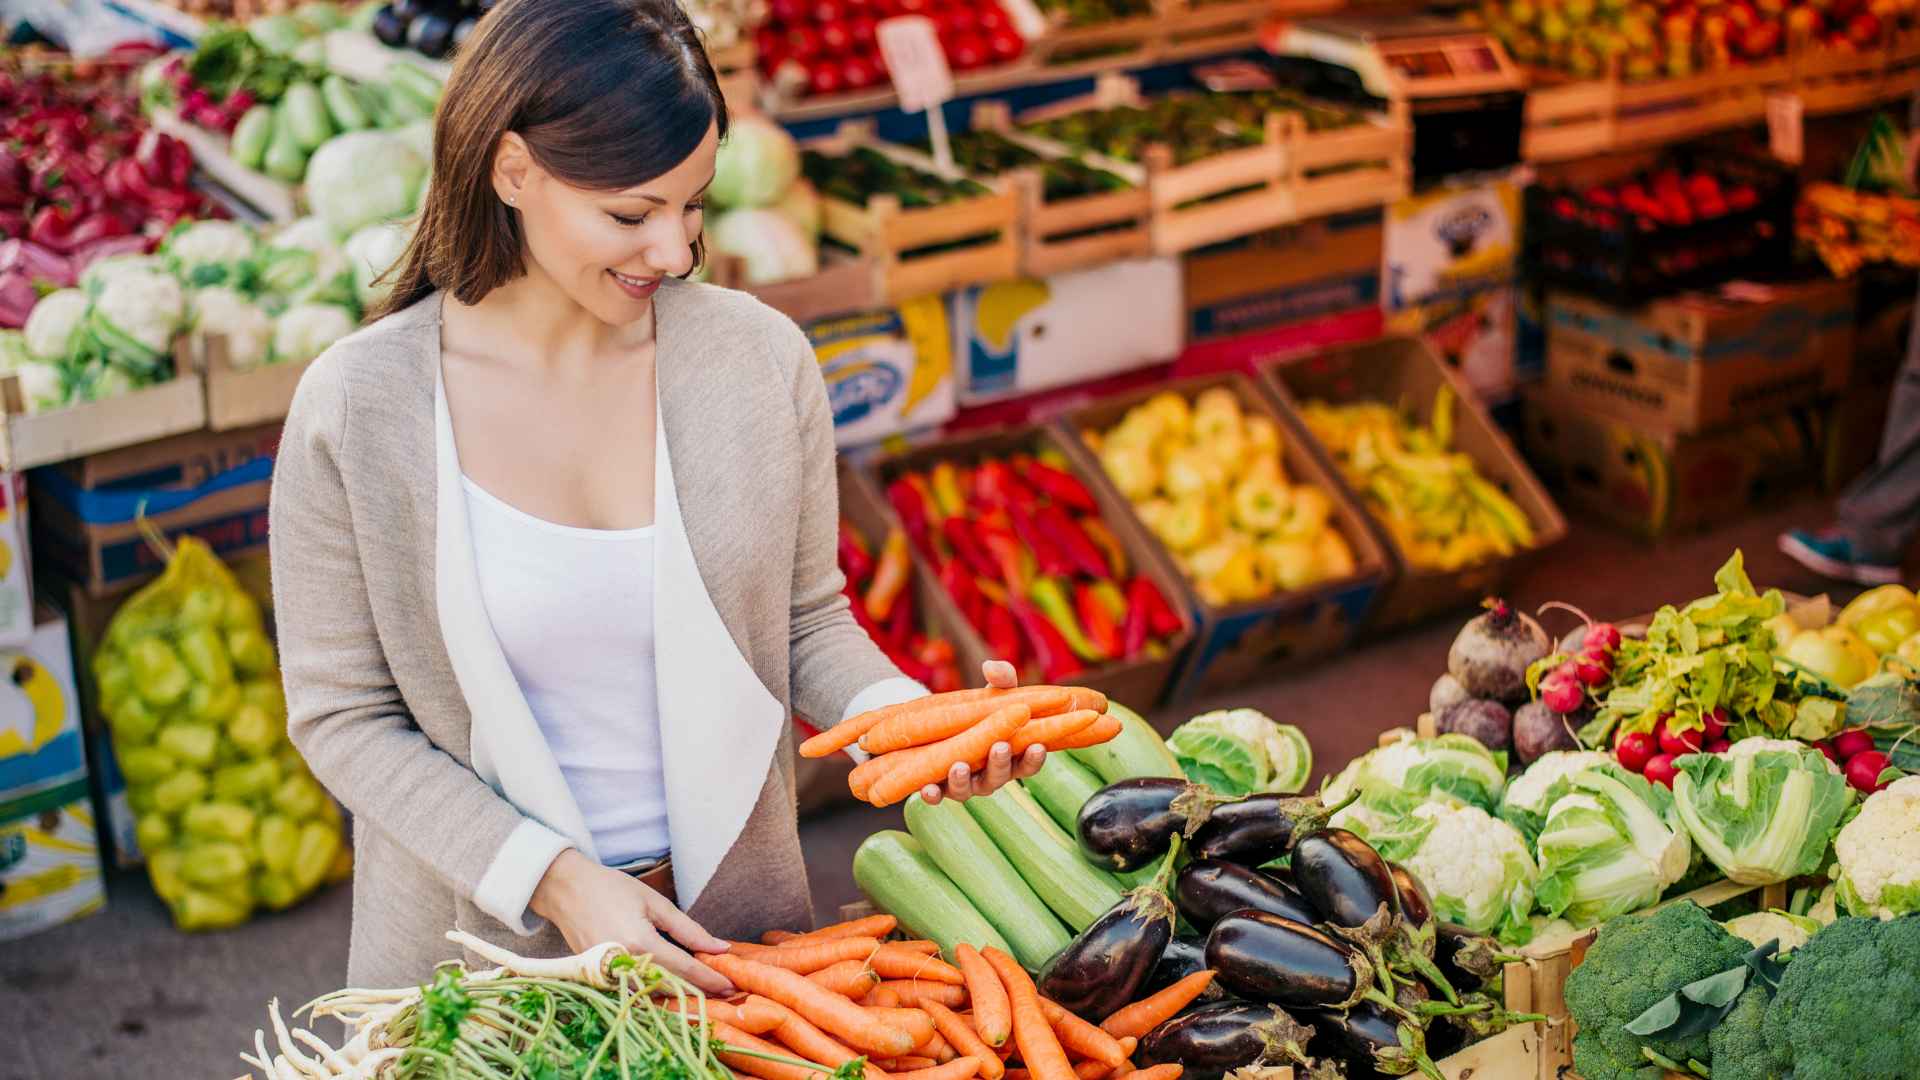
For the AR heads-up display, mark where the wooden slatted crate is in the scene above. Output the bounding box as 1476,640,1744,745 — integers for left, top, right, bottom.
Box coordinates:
0,343,206,471
968,101,1155,276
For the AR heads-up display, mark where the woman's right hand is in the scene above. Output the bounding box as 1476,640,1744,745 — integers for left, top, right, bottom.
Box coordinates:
529,849,735,994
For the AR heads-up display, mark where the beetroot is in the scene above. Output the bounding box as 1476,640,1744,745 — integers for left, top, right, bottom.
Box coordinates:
1513,700,1580,764
1438,698,1512,752
1448,599,1550,703
1429,673,1468,717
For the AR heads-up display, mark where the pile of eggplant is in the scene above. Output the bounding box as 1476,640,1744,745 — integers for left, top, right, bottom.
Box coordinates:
1039,778,1542,1080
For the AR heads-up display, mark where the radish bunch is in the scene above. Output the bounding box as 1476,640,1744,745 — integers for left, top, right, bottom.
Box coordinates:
1614,709,1731,788
1536,603,1624,716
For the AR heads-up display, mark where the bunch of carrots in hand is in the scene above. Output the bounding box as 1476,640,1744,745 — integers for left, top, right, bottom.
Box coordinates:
800,686,1119,807
694,913,1215,1080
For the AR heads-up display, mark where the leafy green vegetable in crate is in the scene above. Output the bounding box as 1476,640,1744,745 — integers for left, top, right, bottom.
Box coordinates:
1670,737,1853,885
1167,708,1311,795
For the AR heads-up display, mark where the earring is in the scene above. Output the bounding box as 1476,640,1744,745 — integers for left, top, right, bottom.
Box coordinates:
507,195,517,206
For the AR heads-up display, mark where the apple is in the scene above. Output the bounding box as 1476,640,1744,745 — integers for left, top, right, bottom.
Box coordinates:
1781,625,1879,689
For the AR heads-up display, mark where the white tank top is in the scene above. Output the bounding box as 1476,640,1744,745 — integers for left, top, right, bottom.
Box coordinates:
462,475,670,866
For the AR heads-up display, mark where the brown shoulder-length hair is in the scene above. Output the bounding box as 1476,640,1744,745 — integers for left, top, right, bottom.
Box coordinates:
372,0,729,320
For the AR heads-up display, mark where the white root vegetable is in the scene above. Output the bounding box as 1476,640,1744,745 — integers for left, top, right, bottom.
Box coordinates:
445,928,630,989
347,1048,406,1078
293,1029,353,1073
269,999,328,1078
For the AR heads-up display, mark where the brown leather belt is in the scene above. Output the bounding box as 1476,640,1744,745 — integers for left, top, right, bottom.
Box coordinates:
625,855,676,905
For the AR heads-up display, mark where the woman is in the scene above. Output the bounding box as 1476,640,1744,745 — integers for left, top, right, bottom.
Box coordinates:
269,0,1045,995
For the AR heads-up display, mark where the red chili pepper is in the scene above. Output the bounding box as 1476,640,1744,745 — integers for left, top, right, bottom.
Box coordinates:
977,525,1033,592
1129,575,1184,638
1004,492,1073,578
1023,459,1099,513
1036,504,1110,579
940,516,999,581
1009,597,1085,682
838,520,875,585
844,582,885,643
885,582,916,653
939,558,981,622
64,212,130,247
1120,586,1151,659
1078,516,1130,580
983,598,1024,672
886,475,934,552
1075,582,1125,659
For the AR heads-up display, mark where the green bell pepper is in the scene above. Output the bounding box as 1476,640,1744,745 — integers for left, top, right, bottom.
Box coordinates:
256,813,300,875
226,628,277,679
291,820,341,891
151,770,209,814
130,638,191,707
158,723,220,768
213,759,279,801
178,626,235,686
174,887,250,931
184,802,257,844
272,774,325,820
181,841,250,886
185,680,241,725
226,703,280,757
118,745,179,786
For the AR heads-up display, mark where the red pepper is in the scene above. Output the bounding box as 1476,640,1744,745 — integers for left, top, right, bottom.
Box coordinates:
940,516,1000,581
1129,575,1184,637
1023,458,1099,513
844,582,885,643
983,598,1025,672
885,582,916,653
977,525,1034,591
1003,490,1073,578
886,475,934,552
1009,597,1085,682
1075,582,1125,659
837,520,875,585
1078,516,1130,580
940,558,982,624
1036,504,1110,579
1120,586,1151,659
64,212,130,247
972,458,1024,511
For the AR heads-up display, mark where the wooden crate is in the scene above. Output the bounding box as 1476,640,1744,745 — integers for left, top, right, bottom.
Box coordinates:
1262,1020,1548,1080
1793,28,1920,116
808,123,1021,303
1024,0,1276,67
197,334,314,431
148,109,299,224
0,347,207,471
864,423,1199,711
967,102,1155,276
707,252,884,326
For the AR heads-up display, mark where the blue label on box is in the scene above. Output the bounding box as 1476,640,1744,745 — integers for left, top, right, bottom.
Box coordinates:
1189,271,1380,341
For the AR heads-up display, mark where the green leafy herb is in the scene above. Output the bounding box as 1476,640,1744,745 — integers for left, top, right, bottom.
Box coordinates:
415,968,474,1053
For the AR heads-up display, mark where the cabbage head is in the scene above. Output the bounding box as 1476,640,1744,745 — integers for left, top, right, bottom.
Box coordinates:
710,115,800,209
1168,708,1311,795
344,221,412,308
1670,738,1854,885
306,131,428,235
1500,749,1616,843
708,209,817,285
273,303,357,365
1322,733,1507,814
1534,764,1692,926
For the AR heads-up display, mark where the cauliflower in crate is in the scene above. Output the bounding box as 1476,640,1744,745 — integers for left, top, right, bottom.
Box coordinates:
192,288,274,372
1322,732,1508,814
163,220,259,291
1499,749,1615,842
273,303,357,366
1337,796,1539,941
1834,774,1920,919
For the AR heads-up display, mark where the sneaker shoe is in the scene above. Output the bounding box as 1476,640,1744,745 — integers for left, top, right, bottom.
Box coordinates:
1779,528,1904,586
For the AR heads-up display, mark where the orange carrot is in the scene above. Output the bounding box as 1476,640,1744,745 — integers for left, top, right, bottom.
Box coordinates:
780,914,900,946
891,1058,984,1080
870,945,966,984
1008,709,1101,756
703,953,917,1058
868,1007,937,1049
868,704,1032,807
1037,1000,1125,1069
1060,688,1107,714
730,937,884,974
801,710,893,759
850,754,898,803
875,981,969,1009
919,1031,957,1062
926,1001,1005,1080
1044,713,1121,751
955,945,1010,1047
659,995,787,1035
1099,972,1214,1039
809,960,882,999
891,940,942,955
885,1059,939,1072
861,688,1072,755
983,948,1074,1080
865,985,904,1007
764,930,800,945
713,1022,836,1080
1116,1067,1180,1080
1073,1062,1107,1080
770,1000,888,1080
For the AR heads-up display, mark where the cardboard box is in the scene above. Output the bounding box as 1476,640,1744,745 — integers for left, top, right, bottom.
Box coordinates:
950,258,1184,405
1521,389,1826,539
1382,175,1523,313
50,422,281,491
1174,308,1387,380
1055,373,1391,700
0,612,104,941
1544,280,1856,433
1182,212,1384,344
1388,283,1519,404
30,460,273,598
0,471,32,651
1264,337,1567,631
809,297,957,448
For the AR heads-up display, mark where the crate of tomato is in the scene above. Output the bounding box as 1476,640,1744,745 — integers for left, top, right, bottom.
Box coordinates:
863,426,1195,710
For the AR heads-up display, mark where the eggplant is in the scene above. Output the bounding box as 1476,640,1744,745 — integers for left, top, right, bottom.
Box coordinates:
1076,778,1222,872
1307,1000,1443,1080
1204,911,1373,1010
1385,862,1433,932
407,10,458,58
1145,936,1230,1005
371,4,410,46
1292,828,1397,930
1189,792,1343,865
1136,1002,1323,1080
1176,858,1320,931
1038,873,1177,1020
1434,921,1512,991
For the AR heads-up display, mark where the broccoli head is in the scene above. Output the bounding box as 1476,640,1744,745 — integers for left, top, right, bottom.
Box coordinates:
1707,984,1775,1080
1564,901,1750,1080
1764,915,1920,1079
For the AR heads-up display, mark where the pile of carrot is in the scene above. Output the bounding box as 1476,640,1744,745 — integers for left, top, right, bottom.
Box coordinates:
694,913,1217,1080
799,686,1120,807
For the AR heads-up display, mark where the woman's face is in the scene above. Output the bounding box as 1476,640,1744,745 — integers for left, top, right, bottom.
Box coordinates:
504,120,720,326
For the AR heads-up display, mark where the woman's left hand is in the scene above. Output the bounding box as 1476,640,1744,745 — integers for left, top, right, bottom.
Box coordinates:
919,660,1046,805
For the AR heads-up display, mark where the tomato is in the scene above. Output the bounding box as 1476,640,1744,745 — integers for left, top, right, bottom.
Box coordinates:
895,0,934,15
841,52,883,88
1659,722,1703,757
986,26,1023,61
943,29,988,68
977,3,1011,30
812,0,847,22
1643,753,1679,788
784,24,825,59
847,13,880,45
1616,730,1656,773
807,56,846,95
770,0,809,22
937,6,978,35
819,20,855,53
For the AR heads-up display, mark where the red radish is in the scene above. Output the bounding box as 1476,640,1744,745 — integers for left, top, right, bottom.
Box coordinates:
1574,653,1610,687
1700,707,1727,741
1816,741,1842,764
1705,738,1732,754
1845,750,1893,793
1660,723,1703,757
1616,731,1657,773
1587,623,1623,653
1541,667,1584,713
1643,753,1680,788
1831,729,1876,760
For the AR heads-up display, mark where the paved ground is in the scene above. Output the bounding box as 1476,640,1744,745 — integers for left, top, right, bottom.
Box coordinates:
0,495,1866,1080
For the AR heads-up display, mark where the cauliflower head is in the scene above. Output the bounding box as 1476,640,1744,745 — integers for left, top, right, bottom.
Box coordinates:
192,287,273,372
1834,774,1920,920
92,267,186,358
23,289,89,362
164,220,258,289
1341,797,1536,940
1499,749,1614,841
272,303,357,365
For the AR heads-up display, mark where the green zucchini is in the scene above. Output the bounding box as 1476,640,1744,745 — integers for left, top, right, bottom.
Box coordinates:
904,795,1071,970
320,75,370,132
852,830,1009,962
1066,703,1182,783
967,784,1122,932
230,105,275,170
1023,754,1105,834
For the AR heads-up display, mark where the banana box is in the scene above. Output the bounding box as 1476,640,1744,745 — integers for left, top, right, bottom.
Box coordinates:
1382,176,1522,314
0,612,104,941
809,297,957,448
1386,284,1518,405
1520,389,1826,539
950,258,1183,405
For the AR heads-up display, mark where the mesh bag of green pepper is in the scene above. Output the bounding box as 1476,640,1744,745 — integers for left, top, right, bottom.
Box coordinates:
92,536,349,930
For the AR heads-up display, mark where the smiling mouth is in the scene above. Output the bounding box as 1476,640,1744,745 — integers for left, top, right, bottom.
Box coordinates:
610,269,662,292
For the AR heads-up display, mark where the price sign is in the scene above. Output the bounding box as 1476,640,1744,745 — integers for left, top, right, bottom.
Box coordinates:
1767,92,1804,165
877,15,958,172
